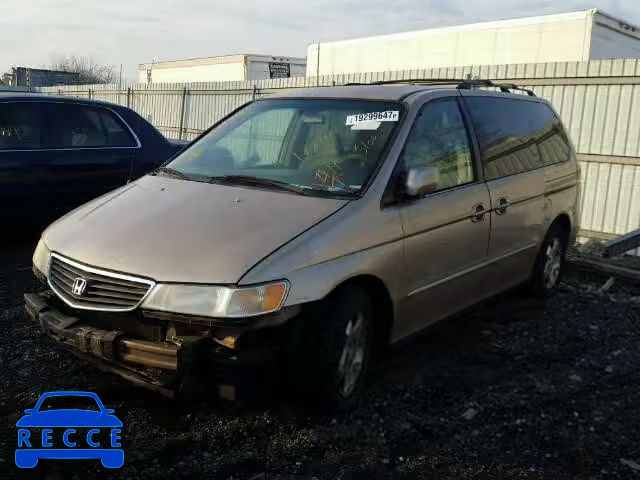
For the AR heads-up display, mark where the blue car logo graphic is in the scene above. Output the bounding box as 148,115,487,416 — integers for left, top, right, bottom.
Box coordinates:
15,391,123,469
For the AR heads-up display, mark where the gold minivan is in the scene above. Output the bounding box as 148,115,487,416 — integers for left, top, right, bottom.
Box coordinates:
27,80,580,408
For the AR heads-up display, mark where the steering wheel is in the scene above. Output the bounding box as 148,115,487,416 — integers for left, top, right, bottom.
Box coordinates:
340,153,370,186
342,152,368,167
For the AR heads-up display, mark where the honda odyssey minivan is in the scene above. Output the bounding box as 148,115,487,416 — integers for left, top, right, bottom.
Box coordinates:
26,80,580,408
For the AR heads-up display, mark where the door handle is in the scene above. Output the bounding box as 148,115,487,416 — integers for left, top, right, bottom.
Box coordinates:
495,197,509,215
471,203,487,223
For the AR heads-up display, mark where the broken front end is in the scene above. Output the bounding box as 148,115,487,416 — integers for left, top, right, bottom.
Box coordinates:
26,248,300,401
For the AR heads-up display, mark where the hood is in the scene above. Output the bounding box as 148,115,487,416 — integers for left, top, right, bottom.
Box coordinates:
44,175,348,284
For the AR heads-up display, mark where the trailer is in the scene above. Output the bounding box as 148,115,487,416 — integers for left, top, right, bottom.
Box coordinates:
139,54,306,83
307,9,640,76
4,67,80,88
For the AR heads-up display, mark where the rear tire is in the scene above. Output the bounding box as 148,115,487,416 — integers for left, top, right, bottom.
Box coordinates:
290,285,375,411
527,223,568,297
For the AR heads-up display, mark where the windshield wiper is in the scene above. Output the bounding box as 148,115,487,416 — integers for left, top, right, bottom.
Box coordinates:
208,175,307,195
301,185,360,198
154,166,191,180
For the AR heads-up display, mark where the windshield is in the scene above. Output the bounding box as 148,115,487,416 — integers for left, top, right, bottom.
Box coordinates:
165,99,403,197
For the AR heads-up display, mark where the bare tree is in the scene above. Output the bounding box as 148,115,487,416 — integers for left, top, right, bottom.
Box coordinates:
48,56,117,85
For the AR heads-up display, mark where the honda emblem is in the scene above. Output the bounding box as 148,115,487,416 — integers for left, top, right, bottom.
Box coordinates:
72,278,87,296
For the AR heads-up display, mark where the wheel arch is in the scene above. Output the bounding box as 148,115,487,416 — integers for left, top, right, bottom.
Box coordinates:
550,212,572,241
333,274,394,352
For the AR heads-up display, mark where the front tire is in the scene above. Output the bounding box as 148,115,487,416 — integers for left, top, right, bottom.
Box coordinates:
291,285,375,411
527,223,568,297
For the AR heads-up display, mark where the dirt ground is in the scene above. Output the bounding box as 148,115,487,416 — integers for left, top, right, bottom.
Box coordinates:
1,240,639,480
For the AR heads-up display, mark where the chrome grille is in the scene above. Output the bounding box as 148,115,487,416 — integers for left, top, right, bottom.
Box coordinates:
48,254,155,312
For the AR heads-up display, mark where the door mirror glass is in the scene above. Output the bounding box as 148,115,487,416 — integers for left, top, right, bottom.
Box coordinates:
404,166,440,197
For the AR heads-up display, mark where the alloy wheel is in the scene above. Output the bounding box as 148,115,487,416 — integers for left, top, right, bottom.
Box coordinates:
337,312,366,397
543,237,563,289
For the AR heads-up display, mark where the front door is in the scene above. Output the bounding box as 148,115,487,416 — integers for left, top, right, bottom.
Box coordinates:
0,101,49,229
394,96,491,341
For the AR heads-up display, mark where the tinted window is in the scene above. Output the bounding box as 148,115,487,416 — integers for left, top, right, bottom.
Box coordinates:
536,108,572,167
401,98,475,192
47,104,135,148
99,109,137,147
466,97,570,180
0,103,41,150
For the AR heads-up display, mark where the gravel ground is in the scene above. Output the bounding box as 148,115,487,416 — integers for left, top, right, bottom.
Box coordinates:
1,241,639,480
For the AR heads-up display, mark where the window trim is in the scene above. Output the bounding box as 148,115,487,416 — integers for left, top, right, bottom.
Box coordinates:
383,95,481,206
0,100,141,152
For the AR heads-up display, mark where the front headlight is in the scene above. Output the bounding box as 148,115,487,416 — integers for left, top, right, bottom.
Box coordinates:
141,281,289,318
32,239,51,277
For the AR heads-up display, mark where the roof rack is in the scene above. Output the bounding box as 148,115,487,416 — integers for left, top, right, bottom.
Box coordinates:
340,78,536,97
457,79,536,96
344,78,465,86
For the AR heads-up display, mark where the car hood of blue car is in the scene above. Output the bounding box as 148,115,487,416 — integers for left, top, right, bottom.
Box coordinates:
16,410,123,428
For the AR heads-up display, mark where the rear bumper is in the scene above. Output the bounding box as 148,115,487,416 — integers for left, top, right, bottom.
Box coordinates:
24,292,277,400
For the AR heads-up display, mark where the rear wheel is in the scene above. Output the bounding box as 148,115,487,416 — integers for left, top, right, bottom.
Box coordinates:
291,285,374,411
527,223,568,297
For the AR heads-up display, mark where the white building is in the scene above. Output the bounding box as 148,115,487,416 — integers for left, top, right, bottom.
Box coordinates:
307,9,640,76
139,54,306,83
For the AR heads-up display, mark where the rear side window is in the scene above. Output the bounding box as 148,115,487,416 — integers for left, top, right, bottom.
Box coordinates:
47,104,136,148
465,97,571,180
536,107,572,167
0,103,41,150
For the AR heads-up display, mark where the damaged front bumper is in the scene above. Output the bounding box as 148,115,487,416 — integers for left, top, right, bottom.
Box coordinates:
24,292,289,401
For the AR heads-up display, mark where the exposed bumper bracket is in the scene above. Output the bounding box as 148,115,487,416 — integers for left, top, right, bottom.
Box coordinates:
25,293,178,394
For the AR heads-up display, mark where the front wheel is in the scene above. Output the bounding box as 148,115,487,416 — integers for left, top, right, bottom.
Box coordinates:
290,285,375,411
527,224,568,297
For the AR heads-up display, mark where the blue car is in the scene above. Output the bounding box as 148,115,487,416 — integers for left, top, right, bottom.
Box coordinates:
15,391,124,468
0,93,186,233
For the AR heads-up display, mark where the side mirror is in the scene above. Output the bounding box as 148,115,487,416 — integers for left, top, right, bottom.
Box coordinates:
104,409,115,414
404,166,440,197
24,409,34,415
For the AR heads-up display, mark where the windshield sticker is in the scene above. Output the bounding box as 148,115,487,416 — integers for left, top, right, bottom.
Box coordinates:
346,111,399,127
351,121,381,130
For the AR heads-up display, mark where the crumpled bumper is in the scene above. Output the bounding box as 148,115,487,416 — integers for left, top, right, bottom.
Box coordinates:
24,292,277,400
25,292,178,396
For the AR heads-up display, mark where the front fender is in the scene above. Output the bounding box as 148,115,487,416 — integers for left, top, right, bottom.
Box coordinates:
240,200,405,308
278,240,403,307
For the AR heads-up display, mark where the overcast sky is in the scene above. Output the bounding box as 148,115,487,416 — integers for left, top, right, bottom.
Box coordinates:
3,0,639,80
